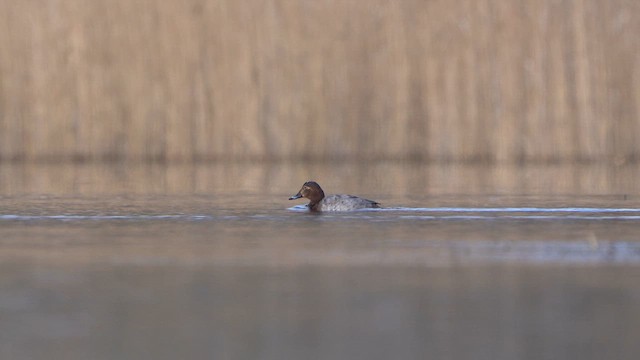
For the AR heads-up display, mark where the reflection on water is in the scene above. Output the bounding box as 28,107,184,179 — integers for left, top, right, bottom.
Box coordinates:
1,161,639,195
1,163,640,359
3,263,639,360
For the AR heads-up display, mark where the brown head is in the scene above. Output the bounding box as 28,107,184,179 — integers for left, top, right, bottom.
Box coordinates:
289,181,326,206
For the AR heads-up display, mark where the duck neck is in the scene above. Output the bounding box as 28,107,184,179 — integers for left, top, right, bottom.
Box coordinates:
307,190,324,211
308,200,320,211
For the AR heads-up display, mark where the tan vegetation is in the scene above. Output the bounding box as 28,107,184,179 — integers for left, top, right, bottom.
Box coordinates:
0,0,638,162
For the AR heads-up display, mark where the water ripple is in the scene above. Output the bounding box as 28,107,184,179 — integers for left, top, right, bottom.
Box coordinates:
0,214,214,221
2,206,640,222
288,206,640,221
387,207,640,213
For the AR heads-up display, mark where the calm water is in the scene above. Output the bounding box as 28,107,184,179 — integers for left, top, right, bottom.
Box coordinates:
1,163,640,359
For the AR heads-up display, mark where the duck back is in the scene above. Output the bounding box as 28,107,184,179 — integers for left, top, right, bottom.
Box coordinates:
313,194,380,211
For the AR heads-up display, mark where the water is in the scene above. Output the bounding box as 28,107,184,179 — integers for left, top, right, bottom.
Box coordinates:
1,163,640,359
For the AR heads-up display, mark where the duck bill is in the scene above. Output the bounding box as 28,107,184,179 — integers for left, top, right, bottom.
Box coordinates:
289,192,303,200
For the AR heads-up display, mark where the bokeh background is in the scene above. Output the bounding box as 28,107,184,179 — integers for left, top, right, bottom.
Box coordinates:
1,0,638,164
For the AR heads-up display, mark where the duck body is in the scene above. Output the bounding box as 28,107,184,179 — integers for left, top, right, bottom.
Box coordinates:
289,181,380,212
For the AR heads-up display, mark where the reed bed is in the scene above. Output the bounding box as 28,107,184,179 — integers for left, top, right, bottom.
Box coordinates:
0,0,638,162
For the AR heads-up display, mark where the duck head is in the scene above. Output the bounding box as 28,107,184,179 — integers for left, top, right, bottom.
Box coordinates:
289,181,325,204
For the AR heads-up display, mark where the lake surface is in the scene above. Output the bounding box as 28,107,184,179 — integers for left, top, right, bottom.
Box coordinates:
1,162,640,359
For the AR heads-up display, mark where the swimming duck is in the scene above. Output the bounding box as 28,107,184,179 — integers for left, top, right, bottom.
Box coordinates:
289,181,381,211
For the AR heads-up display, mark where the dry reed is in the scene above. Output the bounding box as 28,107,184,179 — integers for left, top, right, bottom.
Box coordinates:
0,0,638,162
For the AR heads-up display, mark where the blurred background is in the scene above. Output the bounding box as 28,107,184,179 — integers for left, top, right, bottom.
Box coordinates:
0,0,638,165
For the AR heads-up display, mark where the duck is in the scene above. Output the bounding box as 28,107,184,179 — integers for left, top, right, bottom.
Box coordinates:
289,181,381,211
